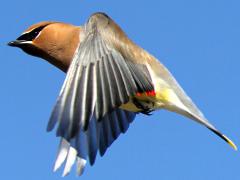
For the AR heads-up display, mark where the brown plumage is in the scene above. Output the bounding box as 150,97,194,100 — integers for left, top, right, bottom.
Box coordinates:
9,21,80,72
8,12,237,176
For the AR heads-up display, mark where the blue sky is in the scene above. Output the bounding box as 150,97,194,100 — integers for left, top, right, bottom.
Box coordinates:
1,0,240,179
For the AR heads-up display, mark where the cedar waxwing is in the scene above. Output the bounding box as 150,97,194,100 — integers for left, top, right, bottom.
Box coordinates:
8,12,237,176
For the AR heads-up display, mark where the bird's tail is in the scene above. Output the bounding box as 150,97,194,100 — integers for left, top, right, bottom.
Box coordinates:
158,89,238,151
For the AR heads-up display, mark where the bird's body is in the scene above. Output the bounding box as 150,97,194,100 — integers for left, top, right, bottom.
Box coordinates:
8,12,237,176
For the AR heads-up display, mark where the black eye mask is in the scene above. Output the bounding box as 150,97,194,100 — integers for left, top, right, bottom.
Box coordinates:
17,25,47,41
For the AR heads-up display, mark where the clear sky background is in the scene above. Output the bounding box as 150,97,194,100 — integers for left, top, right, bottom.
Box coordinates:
1,0,240,179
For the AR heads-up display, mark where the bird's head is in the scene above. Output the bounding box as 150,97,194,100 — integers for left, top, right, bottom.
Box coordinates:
8,21,81,72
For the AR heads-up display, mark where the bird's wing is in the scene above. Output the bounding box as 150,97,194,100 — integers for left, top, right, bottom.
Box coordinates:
53,109,136,176
47,13,154,176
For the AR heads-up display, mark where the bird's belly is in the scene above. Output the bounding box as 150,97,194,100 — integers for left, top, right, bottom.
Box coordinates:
120,91,164,113
120,102,140,112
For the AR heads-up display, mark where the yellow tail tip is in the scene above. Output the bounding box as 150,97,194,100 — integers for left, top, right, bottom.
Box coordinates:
223,135,238,151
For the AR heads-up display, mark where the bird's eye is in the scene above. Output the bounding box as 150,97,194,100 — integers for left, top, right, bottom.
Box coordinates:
17,25,47,41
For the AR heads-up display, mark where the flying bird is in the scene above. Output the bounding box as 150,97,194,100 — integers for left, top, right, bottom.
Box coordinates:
8,12,237,176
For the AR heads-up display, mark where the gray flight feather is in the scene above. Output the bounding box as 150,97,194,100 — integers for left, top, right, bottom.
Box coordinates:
48,13,152,175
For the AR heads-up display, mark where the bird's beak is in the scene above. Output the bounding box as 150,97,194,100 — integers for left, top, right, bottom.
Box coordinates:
7,40,27,47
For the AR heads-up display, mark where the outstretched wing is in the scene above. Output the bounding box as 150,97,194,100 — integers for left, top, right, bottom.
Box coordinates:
53,109,136,176
47,13,154,176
